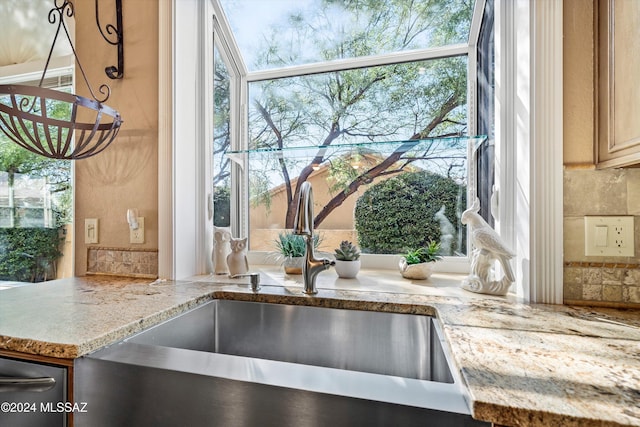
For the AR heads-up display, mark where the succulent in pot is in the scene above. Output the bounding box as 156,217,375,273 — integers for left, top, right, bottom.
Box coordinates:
334,240,361,279
274,232,320,274
398,241,442,280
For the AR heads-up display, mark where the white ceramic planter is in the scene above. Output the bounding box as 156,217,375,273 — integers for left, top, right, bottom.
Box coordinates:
334,259,361,279
398,257,434,280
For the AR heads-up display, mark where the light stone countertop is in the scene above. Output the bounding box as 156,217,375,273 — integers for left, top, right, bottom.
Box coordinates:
0,268,638,427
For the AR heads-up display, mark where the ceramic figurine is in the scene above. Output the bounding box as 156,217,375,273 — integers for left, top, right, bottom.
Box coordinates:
460,198,515,296
227,237,249,276
212,226,232,275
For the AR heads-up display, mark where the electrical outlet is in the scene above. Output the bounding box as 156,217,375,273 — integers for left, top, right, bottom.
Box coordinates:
130,217,145,244
584,216,634,257
85,218,98,244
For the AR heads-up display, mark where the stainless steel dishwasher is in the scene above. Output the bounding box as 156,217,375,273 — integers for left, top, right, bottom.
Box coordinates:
0,356,67,427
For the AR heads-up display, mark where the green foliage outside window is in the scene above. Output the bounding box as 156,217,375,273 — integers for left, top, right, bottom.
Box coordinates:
0,86,72,282
0,89,73,228
213,186,231,227
354,171,466,254
0,228,63,282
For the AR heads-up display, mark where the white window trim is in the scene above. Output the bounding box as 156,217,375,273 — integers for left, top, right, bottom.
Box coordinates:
158,0,213,279
492,0,563,303
160,0,564,305
529,0,563,303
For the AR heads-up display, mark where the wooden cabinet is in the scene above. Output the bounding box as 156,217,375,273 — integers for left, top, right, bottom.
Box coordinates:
596,0,640,168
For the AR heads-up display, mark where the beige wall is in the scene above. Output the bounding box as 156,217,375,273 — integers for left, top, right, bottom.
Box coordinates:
73,0,158,276
563,0,640,306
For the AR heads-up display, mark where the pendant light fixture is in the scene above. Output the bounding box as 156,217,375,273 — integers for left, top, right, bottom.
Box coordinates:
0,0,124,160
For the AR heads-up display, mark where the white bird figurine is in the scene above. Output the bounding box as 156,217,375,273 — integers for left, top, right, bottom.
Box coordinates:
461,198,515,293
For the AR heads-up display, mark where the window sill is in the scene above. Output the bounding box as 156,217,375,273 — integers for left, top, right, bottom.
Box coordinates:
247,251,470,274
195,264,511,301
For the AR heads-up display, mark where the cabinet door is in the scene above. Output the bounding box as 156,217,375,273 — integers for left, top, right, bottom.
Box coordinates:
0,356,67,427
597,0,640,168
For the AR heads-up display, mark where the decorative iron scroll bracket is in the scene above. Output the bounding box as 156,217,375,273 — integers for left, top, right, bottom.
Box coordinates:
95,0,124,79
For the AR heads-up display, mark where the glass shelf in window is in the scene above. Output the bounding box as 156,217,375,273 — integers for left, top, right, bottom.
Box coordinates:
226,135,487,169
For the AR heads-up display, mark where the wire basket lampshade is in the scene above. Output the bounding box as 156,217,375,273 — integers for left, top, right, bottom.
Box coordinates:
0,0,123,160
0,84,122,159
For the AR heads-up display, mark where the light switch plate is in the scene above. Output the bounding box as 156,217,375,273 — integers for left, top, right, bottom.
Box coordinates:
85,218,98,244
584,216,634,257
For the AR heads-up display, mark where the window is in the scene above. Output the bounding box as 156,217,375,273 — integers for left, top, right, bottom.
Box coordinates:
0,72,73,282
475,0,495,227
170,0,563,302
246,57,469,256
212,46,232,228
220,0,472,72
213,0,481,264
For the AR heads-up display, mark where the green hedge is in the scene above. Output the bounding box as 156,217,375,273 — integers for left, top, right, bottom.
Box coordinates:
214,186,231,227
0,228,63,282
354,171,466,254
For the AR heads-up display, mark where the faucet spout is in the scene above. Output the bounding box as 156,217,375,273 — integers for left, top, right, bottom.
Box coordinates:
293,182,334,294
294,182,314,236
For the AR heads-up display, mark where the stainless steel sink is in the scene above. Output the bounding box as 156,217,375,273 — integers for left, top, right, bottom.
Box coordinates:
75,300,488,427
127,299,453,382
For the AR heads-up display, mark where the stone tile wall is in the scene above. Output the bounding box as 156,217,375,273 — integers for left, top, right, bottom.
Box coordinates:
86,248,158,279
564,168,640,306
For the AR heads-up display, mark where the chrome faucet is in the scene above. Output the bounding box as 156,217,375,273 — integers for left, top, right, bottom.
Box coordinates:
293,182,334,294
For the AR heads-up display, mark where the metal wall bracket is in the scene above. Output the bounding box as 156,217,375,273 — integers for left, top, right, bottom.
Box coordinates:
95,0,124,79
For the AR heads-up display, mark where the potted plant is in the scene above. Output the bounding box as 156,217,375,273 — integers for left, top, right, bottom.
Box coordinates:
398,241,442,280
274,232,320,274
333,240,361,279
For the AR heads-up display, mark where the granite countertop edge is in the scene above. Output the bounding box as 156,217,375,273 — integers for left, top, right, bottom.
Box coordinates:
0,273,638,427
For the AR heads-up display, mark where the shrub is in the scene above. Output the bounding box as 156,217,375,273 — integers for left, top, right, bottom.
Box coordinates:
0,228,63,282
213,186,231,227
354,171,466,254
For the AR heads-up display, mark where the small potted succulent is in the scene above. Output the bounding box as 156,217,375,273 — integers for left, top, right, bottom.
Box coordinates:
398,241,442,280
333,240,361,279
274,232,320,274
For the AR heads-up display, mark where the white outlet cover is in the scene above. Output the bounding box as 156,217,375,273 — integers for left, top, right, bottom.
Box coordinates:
584,216,634,257
130,217,145,244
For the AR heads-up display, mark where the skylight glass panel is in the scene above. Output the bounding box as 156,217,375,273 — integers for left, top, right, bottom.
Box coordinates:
219,0,473,72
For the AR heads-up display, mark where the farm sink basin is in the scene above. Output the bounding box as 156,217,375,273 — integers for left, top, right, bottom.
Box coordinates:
75,300,488,426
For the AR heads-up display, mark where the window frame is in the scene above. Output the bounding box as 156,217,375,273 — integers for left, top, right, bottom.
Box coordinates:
215,2,477,272
162,0,564,304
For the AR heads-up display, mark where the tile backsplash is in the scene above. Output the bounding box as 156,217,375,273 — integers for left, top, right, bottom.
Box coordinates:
563,262,640,305
564,168,640,306
87,247,158,279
